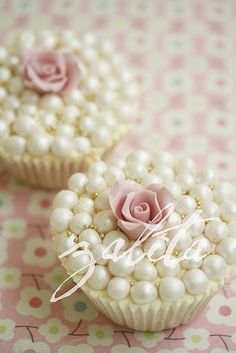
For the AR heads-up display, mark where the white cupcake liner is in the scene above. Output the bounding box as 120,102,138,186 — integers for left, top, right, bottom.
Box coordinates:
82,281,221,331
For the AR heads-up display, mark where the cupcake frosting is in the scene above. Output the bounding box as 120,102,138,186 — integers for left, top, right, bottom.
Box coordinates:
50,150,236,305
0,31,137,159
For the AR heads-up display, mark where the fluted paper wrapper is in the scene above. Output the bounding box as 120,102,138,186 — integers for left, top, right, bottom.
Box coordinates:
82,282,221,331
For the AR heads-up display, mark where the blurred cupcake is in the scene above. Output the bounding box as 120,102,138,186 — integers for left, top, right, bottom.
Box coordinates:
0,30,138,188
50,150,236,331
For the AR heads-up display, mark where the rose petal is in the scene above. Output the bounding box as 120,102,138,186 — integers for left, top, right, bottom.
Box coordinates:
61,55,81,93
147,184,174,219
26,64,67,92
118,219,163,240
133,202,151,222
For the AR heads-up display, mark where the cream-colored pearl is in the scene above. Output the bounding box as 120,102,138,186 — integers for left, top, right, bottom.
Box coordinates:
88,161,107,175
38,30,56,48
50,208,73,232
64,90,85,105
159,277,185,302
53,190,78,209
153,151,175,168
108,255,135,277
190,184,213,202
165,182,182,198
85,175,106,194
79,116,96,135
67,251,91,274
94,210,117,233
51,137,73,157
103,230,129,251
202,255,227,279
73,197,94,214
142,174,163,186
87,265,111,290
4,136,26,156
9,76,23,95
175,195,196,215
92,244,109,265
39,113,57,128
134,259,157,281
104,167,125,186
126,150,151,166
0,120,9,139
204,220,228,243
228,221,236,237
85,76,101,93
96,60,111,76
168,229,192,252
27,133,51,156
181,249,202,269
40,95,63,113
125,161,147,179
68,173,88,194
144,236,166,260
198,169,215,184
156,256,181,277
84,102,98,115
220,201,236,222
214,182,235,202
22,90,39,105
183,214,205,238
19,31,35,48
175,158,195,174
153,166,174,183
130,281,157,304
165,212,182,229
3,95,20,110
83,32,97,46
216,237,236,264
0,67,11,83
91,127,110,147
107,277,130,300
0,47,7,63
176,173,195,191
118,104,136,121
0,88,7,102
61,105,80,124
1,111,15,125
183,269,209,295
201,201,220,219
79,229,101,248
74,137,92,153
14,115,37,137
56,124,75,139
94,191,110,211
69,213,92,234
18,104,37,116
54,233,77,254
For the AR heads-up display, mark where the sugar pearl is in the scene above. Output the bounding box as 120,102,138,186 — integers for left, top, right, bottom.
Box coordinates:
220,201,236,222
9,76,23,95
175,157,195,174
131,281,157,304
126,150,151,166
125,161,147,179
94,191,110,211
68,173,88,194
0,67,11,83
153,151,174,168
86,175,106,194
108,255,135,277
144,236,166,260
50,208,73,232
94,210,117,233
4,136,26,156
69,213,92,234
190,184,213,202
202,255,227,279
51,137,73,157
40,95,63,113
74,137,92,153
159,277,185,302
18,105,37,116
1,111,15,125
73,197,94,214
142,174,163,185
91,127,110,148
92,244,109,265
79,116,96,135
67,251,91,274
40,113,57,128
118,104,136,121
85,76,101,93
175,195,196,215
204,220,228,243
14,116,37,137
107,277,130,300
201,201,220,219
176,173,195,191
0,47,7,63
181,249,202,269
22,90,39,105
84,102,98,115
83,32,97,45
53,190,78,209
88,161,107,175
165,182,181,198
0,120,9,138
3,95,20,110
104,167,125,186
183,269,209,295
103,230,129,251
184,214,205,238
198,169,215,184
27,133,51,156
216,237,236,264
134,259,157,281
64,90,85,105
197,237,213,255
156,256,181,277
56,124,75,139
214,182,235,202
79,229,101,248
54,233,77,254
165,212,182,228
228,222,236,237
168,229,192,252
62,105,80,124
38,31,56,48
153,166,174,183
87,265,111,290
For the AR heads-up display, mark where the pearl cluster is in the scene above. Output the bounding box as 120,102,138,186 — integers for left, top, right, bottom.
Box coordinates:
51,150,236,304
0,31,137,158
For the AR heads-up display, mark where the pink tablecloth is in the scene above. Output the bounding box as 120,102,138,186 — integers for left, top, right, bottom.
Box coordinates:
0,1,236,352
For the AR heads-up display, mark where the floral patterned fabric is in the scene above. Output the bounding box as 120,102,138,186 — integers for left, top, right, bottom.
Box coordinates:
0,0,236,352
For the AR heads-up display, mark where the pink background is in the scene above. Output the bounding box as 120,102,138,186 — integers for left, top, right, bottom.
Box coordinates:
0,0,236,352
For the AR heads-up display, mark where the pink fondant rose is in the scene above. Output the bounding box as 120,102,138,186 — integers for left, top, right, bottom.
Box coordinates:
23,49,80,94
109,181,174,240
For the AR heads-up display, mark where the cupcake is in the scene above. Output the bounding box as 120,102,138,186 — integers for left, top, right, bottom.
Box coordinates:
50,150,236,331
0,30,138,189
